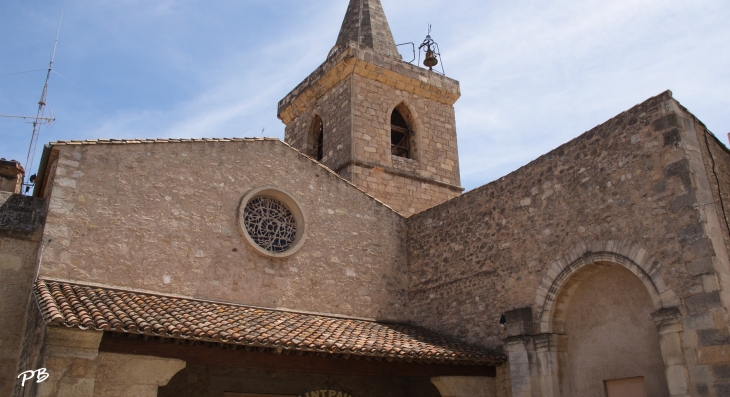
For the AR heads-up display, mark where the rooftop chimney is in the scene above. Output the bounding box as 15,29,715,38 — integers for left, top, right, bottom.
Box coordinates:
0,159,25,194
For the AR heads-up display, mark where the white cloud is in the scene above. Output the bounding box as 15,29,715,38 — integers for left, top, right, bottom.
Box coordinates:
1,0,728,189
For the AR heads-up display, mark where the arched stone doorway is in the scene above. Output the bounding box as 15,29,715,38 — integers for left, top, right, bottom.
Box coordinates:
557,263,668,397
505,245,691,397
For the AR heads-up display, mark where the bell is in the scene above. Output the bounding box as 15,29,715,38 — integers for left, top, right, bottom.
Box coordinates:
423,49,438,69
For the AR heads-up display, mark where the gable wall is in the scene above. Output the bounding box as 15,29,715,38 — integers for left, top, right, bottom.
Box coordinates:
406,90,730,395
406,91,716,344
37,139,409,321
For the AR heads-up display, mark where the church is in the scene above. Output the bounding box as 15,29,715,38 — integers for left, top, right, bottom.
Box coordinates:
1,1,729,396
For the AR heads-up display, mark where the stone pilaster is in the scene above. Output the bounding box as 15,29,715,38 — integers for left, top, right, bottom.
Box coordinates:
35,327,102,397
30,328,185,397
503,337,539,397
533,334,568,397
653,308,691,397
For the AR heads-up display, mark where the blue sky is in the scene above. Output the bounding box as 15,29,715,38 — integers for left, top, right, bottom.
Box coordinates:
1,0,729,191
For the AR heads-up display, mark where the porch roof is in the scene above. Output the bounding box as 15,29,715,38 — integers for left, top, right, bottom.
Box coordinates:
34,279,505,366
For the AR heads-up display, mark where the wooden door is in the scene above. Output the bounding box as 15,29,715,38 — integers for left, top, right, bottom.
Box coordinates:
605,377,647,397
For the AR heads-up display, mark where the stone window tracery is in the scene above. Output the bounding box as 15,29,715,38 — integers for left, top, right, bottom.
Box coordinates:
243,197,297,253
238,186,307,258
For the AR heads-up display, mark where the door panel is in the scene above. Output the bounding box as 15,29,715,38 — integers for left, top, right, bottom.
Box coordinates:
605,377,647,397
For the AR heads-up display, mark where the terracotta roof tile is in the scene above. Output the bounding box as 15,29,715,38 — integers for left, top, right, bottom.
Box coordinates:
34,279,504,365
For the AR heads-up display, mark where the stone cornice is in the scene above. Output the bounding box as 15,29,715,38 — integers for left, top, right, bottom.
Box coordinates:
277,44,461,124
333,159,464,193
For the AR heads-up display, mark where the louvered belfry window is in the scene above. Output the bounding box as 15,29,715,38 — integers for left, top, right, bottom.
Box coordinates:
390,109,410,158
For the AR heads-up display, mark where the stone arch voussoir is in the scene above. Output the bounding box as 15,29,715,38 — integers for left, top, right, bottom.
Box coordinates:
388,101,421,129
535,240,679,334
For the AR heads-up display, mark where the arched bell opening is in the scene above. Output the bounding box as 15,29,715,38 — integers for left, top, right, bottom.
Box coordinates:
552,263,669,397
390,104,415,159
308,114,324,161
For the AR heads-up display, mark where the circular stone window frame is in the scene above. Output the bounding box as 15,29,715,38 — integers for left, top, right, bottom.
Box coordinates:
237,186,307,258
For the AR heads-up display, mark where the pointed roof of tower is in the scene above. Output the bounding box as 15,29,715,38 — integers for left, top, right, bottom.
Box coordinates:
335,0,401,59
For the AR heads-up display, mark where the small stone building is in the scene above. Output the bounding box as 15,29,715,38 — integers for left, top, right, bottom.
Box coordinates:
1,1,729,396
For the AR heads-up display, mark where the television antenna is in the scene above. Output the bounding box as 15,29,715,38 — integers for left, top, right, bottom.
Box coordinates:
0,7,64,193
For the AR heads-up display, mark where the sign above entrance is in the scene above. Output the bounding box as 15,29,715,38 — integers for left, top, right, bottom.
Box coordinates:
299,390,352,397
297,381,357,397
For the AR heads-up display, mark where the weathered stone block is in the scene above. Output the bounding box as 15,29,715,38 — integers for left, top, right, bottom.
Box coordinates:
685,238,716,262
685,311,716,331
698,328,730,348
653,114,679,131
504,307,534,337
712,364,730,380
679,223,704,243
697,345,730,364
0,192,46,240
693,382,710,397
664,159,692,188
685,292,723,314
713,381,730,397
670,192,695,210
663,128,682,147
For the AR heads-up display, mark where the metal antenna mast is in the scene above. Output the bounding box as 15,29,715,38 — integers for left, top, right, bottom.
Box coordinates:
26,7,64,183
0,7,64,193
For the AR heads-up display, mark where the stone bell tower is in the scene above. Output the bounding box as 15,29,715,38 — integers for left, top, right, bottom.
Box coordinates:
278,0,463,216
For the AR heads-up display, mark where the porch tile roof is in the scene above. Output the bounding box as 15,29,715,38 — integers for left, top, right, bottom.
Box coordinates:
34,279,505,366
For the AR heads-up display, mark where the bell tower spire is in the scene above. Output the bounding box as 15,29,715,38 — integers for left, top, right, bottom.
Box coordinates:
278,0,463,217
335,0,400,59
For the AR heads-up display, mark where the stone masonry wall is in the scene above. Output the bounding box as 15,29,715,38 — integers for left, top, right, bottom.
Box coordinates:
12,302,46,397
343,73,461,216
350,165,460,217
37,138,409,322
691,122,730,396
0,192,47,240
349,73,460,187
285,77,352,171
406,91,730,395
699,130,730,283
0,237,41,396
0,192,45,396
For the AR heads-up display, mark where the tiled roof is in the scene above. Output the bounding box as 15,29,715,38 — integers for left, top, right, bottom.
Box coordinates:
34,279,505,366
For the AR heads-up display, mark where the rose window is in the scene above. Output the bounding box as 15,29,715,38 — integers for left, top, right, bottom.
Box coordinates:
243,197,298,253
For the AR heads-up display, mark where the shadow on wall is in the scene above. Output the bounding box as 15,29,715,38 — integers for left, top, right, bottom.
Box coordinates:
560,263,669,397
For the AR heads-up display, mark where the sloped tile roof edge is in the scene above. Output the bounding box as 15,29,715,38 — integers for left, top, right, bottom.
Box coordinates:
33,279,506,366
48,137,401,216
